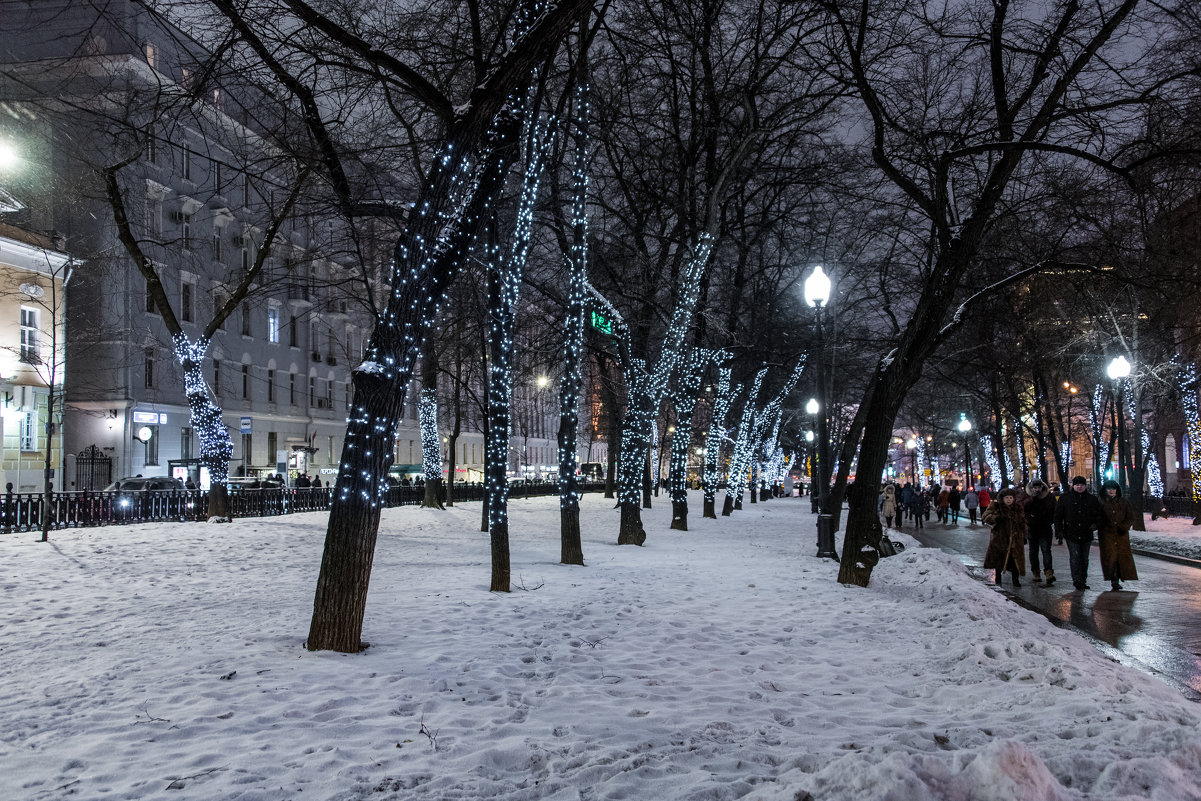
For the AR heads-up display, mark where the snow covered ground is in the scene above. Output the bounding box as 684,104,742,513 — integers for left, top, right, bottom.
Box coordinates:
3,491,1200,801
1131,514,1201,561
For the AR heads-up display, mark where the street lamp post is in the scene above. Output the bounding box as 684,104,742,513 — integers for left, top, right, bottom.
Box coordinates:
805,266,838,559
1107,356,1131,491
806,404,819,514
958,418,972,488
906,438,918,486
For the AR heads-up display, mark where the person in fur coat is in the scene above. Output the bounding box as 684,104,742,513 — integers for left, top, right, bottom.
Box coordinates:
1098,480,1139,591
879,484,898,528
983,488,1027,586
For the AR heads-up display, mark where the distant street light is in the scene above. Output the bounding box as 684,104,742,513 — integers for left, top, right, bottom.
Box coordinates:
958,418,972,487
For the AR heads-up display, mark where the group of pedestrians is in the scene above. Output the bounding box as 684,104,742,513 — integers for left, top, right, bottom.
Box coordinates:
983,475,1138,592
879,475,1140,593
877,481,993,529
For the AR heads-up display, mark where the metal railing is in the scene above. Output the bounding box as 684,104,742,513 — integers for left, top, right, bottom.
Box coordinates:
1,481,608,534
1147,495,1196,519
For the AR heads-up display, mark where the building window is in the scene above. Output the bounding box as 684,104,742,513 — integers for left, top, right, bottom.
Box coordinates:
289,372,296,405
212,230,223,262
19,307,39,364
214,289,228,329
213,160,222,193
181,283,194,323
144,42,158,69
147,200,162,236
267,431,277,465
182,219,192,250
20,409,37,452
267,369,275,402
241,246,249,273
242,433,252,470
241,364,251,399
328,435,335,464
181,427,193,460
267,308,279,343
243,174,251,207
145,425,159,465
213,359,221,395
326,378,333,408
181,147,191,181
242,303,252,337
145,124,157,164
289,315,298,347
146,277,158,314
144,347,155,388
309,375,316,405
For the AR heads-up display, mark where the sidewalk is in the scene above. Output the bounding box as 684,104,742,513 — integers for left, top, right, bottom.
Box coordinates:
901,513,1201,701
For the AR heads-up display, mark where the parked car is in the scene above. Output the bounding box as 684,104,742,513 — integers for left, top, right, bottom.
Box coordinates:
102,476,187,512
103,476,185,493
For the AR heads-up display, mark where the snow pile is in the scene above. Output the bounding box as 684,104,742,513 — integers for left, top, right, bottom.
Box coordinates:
2,493,1199,800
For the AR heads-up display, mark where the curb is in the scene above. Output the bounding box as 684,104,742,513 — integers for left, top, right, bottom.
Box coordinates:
1131,548,1201,570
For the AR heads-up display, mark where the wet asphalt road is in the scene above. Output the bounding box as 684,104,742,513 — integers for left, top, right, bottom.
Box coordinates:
902,515,1201,701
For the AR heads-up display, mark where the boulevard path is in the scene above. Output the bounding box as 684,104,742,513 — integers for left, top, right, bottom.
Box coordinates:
898,513,1201,702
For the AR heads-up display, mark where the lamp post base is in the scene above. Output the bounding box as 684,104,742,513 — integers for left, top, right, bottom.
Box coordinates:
816,513,839,560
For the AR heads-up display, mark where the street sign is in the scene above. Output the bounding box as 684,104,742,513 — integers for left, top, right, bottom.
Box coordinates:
590,310,614,336
240,417,252,433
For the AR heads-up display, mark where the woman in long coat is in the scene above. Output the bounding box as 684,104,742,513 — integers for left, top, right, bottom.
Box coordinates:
1098,480,1138,591
982,488,1027,586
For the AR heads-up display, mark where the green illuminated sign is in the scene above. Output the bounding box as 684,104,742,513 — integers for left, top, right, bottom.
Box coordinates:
590,310,613,335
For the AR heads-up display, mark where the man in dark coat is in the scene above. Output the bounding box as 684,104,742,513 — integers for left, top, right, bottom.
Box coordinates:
1022,479,1057,585
1054,475,1104,590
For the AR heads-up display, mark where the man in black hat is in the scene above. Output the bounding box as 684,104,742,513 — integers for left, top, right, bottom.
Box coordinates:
1054,476,1104,590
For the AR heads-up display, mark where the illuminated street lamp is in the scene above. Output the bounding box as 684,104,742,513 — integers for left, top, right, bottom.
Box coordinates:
0,140,17,170
805,266,837,559
957,418,972,487
1108,356,1132,490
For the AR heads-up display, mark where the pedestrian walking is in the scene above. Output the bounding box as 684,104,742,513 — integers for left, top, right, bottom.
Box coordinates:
1054,476,1104,591
1098,480,1138,591
911,491,928,529
1022,479,1056,585
964,486,980,525
949,486,962,523
937,487,949,523
978,486,991,513
901,483,915,523
983,488,1026,586
879,484,898,528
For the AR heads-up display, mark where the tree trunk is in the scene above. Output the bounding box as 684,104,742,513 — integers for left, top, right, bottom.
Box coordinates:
837,378,907,587
642,448,653,508
618,501,646,545
420,352,444,509
560,505,583,564
721,494,734,516
670,499,688,531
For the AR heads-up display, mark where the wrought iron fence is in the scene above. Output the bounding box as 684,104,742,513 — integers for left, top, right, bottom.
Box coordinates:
0,481,607,534
1146,495,1196,520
